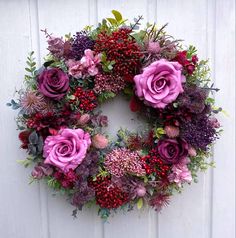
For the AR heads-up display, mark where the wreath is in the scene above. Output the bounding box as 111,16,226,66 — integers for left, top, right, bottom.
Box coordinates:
8,10,222,219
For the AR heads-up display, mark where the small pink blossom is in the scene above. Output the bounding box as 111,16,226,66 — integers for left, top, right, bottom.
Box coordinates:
92,134,108,149
168,164,192,187
67,59,83,78
78,113,91,126
188,146,197,157
67,49,101,78
80,49,101,76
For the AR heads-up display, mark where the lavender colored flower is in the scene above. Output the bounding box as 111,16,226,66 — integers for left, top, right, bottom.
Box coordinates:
47,36,65,58
91,114,108,127
181,115,217,150
72,32,95,60
104,148,146,177
31,163,53,179
71,186,95,209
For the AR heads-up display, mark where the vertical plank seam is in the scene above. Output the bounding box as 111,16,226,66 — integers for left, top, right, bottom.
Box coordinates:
206,0,216,237
209,1,216,237
28,0,50,237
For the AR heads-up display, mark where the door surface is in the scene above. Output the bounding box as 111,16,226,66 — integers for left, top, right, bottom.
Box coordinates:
0,0,235,238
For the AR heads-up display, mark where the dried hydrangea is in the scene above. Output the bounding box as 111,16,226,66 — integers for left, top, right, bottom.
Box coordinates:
104,148,146,177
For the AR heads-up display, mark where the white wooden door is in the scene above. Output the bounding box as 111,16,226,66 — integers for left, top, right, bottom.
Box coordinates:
0,0,235,238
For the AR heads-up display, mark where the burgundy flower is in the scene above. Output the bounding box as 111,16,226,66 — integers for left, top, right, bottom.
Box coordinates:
18,130,31,149
174,51,198,75
157,138,188,164
37,68,69,100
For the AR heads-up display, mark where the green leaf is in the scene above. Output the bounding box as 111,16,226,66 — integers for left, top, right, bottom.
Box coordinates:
137,198,143,209
112,10,122,22
98,91,116,103
106,17,117,25
25,68,32,73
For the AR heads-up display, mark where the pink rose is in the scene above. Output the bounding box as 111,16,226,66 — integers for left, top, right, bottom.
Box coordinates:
92,134,108,149
43,128,91,172
134,59,185,108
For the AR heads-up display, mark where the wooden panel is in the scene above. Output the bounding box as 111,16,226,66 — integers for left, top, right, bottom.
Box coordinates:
212,0,235,237
0,0,42,238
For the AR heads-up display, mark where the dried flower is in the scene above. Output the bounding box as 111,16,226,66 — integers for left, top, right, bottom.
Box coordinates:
168,164,192,187
20,91,48,115
89,176,129,209
72,32,95,60
149,193,170,211
164,125,180,138
94,73,126,94
92,134,109,149
181,115,217,150
188,146,197,157
78,113,91,126
31,163,53,179
178,86,207,114
104,148,146,177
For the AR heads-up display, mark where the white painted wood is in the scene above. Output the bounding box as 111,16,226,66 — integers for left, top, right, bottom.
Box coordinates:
0,0,234,238
0,1,42,238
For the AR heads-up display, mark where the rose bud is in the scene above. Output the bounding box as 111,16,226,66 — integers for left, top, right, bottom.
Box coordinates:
188,146,197,157
78,113,91,126
164,125,180,138
136,185,146,197
92,134,108,149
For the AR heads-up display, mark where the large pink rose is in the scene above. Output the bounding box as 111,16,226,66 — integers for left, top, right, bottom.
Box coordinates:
43,128,91,172
134,59,185,108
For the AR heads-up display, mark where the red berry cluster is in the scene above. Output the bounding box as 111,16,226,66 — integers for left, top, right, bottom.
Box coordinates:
94,28,143,78
54,169,78,189
141,149,170,178
174,51,198,75
72,87,97,112
89,176,129,209
26,112,65,132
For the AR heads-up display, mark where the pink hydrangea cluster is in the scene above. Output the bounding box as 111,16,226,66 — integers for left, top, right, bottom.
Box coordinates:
168,163,192,187
67,49,101,78
104,148,146,177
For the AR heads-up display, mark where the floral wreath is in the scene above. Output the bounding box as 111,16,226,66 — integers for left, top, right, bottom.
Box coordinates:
8,10,222,219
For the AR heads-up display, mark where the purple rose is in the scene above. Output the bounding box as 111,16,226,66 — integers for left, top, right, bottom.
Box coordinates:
38,68,69,100
43,128,91,172
134,59,185,108
157,138,188,164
